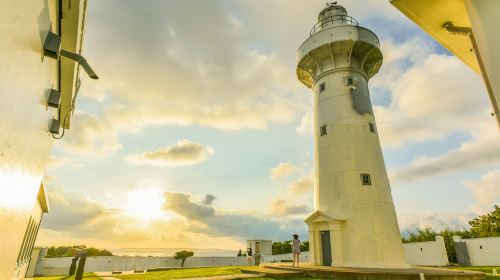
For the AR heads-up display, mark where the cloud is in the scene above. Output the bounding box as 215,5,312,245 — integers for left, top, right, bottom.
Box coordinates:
374,50,489,148
463,169,500,215
38,187,245,249
82,0,309,133
203,194,216,205
289,176,314,194
269,199,310,216
270,162,299,179
391,123,500,182
397,211,473,236
296,112,314,136
162,191,307,240
40,189,150,243
163,192,215,220
57,111,122,156
126,140,214,166
46,155,73,170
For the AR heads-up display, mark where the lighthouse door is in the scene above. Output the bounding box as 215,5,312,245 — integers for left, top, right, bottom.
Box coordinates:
320,231,332,266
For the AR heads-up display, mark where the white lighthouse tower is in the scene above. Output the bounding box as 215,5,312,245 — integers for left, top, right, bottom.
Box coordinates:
297,3,408,268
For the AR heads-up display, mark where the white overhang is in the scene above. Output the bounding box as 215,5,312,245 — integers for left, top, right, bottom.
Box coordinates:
59,0,87,129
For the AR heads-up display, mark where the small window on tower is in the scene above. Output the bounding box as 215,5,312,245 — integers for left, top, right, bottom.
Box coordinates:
320,125,327,136
346,77,355,87
319,82,326,92
369,122,375,133
360,174,371,185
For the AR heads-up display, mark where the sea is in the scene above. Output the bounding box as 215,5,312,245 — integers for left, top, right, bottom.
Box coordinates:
110,248,240,257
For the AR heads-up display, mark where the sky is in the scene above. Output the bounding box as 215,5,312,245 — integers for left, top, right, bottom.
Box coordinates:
37,0,500,251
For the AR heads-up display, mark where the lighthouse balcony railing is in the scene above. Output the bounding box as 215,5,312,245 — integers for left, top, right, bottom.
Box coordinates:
310,15,358,35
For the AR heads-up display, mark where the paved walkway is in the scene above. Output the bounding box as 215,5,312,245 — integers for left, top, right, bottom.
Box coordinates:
175,274,261,280
96,273,261,280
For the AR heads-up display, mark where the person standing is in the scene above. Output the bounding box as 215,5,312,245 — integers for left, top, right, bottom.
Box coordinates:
291,234,301,267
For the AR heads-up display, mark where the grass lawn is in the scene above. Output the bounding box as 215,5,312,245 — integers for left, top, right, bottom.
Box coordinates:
34,273,101,279
33,266,500,280
450,266,500,280
115,266,246,280
250,278,329,280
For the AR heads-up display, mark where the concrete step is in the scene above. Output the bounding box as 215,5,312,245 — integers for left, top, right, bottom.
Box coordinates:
241,267,304,278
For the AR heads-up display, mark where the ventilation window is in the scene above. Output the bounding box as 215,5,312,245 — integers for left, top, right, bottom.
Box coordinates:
480,245,483,249
360,174,371,185
369,122,375,133
319,82,326,92
320,125,327,136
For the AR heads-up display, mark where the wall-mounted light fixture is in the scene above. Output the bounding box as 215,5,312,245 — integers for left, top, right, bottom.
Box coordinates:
47,89,61,108
49,118,60,134
43,31,99,79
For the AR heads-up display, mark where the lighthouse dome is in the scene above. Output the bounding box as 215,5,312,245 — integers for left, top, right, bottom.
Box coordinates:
318,3,347,21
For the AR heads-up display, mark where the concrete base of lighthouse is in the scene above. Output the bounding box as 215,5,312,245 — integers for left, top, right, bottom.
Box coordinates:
255,263,485,280
305,211,346,267
305,210,410,268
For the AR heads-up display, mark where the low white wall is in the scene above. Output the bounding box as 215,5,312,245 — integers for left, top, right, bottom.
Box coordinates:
263,252,310,263
402,236,449,266
34,256,248,277
462,237,500,266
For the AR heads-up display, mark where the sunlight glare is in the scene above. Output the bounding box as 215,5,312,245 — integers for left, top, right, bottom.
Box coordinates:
123,188,165,221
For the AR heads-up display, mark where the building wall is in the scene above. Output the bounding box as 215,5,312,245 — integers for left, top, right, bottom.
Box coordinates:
402,237,449,266
457,237,500,266
0,1,59,279
25,247,47,278
11,201,46,279
34,256,248,277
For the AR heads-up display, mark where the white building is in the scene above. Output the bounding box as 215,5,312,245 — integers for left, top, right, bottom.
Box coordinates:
391,0,500,127
246,240,272,266
0,1,90,279
296,4,408,268
454,236,500,266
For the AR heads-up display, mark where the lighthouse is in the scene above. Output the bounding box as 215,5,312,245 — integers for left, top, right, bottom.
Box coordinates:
298,3,408,268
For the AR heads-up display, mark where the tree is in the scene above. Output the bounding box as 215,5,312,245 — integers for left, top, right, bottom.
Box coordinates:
45,245,113,258
237,249,242,256
272,240,309,255
174,250,194,267
468,205,500,238
272,240,292,255
402,227,437,243
438,229,471,262
300,241,309,252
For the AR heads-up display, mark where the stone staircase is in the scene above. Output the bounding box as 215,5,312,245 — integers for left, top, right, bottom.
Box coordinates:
240,266,304,278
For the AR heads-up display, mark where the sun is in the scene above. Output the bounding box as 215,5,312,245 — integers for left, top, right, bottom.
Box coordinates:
122,188,166,221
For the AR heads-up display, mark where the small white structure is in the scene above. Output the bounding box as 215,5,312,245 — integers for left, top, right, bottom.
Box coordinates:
297,4,407,268
402,237,449,266
454,236,500,266
246,240,272,256
246,240,272,266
